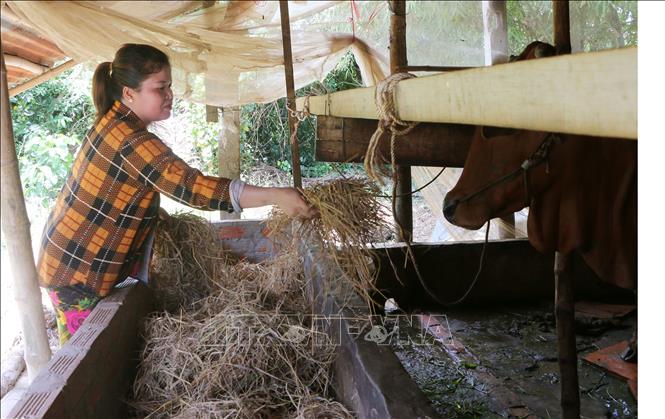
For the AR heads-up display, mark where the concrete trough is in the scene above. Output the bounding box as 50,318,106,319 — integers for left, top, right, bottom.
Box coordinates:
8,222,632,418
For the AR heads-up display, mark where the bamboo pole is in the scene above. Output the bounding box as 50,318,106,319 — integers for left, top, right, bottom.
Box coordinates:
9,59,76,97
1,45,51,381
279,0,302,189
295,47,637,140
390,0,412,243
397,65,473,73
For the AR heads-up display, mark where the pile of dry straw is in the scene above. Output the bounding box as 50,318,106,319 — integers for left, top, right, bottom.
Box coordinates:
131,178,389,419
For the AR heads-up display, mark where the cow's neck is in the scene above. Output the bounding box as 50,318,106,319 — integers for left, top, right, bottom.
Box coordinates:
526,136,637,289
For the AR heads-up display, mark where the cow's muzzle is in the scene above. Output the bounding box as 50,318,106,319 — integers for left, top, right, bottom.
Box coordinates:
442,195,458,223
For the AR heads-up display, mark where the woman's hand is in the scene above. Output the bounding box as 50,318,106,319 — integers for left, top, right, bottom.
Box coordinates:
274,187,318,219
237,184,317,219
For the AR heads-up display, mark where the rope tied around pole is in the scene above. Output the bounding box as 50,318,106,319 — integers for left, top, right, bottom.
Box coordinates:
286,96,313,189
364,72,419,184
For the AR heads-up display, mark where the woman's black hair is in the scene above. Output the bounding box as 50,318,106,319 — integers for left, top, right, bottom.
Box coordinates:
92,44,170,120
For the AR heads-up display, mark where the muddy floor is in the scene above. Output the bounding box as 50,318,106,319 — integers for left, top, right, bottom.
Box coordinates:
386,301,636,418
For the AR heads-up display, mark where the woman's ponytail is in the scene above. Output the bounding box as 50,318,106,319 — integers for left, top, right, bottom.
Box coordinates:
92,61,118,121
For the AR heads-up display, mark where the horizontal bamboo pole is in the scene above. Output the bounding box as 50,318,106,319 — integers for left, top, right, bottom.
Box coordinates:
9,59,76,97
297,47,637,140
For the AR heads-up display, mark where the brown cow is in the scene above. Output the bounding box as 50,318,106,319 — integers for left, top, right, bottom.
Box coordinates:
443,128,636,290
442,41,636,418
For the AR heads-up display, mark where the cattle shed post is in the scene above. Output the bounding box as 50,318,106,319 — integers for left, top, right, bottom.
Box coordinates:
218,106,241,220
482,0,516,239
553,0,572,55
554,252,580,418
279,0,303,189
552,3,579,417
390,0,413,242
0,48,52,380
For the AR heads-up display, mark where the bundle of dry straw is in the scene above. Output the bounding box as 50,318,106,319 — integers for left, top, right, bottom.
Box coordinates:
267,178,391,307
132,213,354,419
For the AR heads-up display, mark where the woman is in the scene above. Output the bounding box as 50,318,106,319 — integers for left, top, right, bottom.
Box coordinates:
38,44,315,345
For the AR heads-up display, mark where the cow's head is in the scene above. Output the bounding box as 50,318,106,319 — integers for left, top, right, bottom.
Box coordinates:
443,128,559,229
443,41,558,230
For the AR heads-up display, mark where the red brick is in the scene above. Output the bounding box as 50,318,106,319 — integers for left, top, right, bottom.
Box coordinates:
218,226,245,240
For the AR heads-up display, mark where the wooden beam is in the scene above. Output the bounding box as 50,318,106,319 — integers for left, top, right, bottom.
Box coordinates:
1,46,51,381
296,47,637,140
315,116,473,167
279,0,302,189
389,0,412,242
9,59,76,97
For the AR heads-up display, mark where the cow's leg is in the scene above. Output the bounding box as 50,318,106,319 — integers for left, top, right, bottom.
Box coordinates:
554,252,580,418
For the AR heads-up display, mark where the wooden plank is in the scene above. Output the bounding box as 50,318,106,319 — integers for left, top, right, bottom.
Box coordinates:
296,47,637,139
315,116,473,167
371,241,635,310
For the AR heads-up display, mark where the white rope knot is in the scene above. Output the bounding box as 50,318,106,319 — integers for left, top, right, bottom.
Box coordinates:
364,72,419,184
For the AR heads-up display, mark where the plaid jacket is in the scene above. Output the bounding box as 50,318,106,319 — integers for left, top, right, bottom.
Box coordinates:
37,100,233,296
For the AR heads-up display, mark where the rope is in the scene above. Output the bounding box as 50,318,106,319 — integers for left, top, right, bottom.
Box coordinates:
364,72,419,184
375,167,446,198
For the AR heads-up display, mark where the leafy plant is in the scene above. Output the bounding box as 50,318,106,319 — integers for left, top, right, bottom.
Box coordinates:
18,131,79,211
239,51,364,179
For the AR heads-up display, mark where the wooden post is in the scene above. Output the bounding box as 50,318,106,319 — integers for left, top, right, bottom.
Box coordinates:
482,1,509,65
554,252,580,418
553,1,572,55
482,0,515,239
279,0,302,189
390,0,412,242
1,47,51,380
553,4,578,417
219,106,241,220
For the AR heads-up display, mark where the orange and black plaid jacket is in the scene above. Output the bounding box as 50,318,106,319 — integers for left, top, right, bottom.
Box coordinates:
37,100,233,296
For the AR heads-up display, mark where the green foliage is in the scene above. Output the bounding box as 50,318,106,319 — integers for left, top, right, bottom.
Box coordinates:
11,67,94,213
18,132,78,210
176,99,221,175
239,51,364,178
10,67,94,149
507,0,637,55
